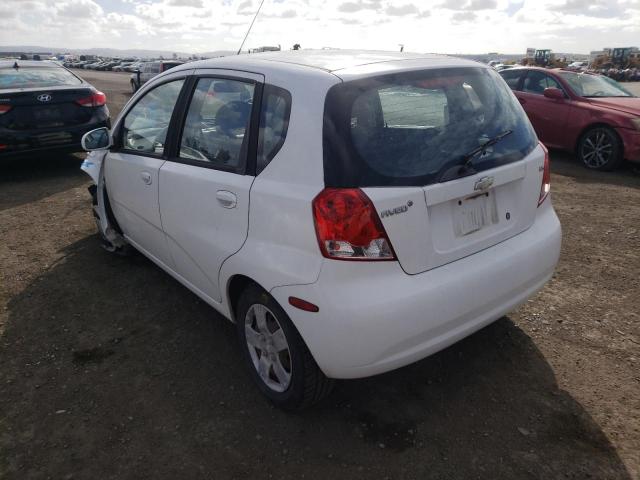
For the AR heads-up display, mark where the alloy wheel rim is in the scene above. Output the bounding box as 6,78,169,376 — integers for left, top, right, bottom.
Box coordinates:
581,129,613,168
244,304,292,393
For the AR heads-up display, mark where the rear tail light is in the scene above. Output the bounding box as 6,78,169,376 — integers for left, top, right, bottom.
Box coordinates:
538,142,551,206
0,105,11,114
76,91,107,108
312,188,396,261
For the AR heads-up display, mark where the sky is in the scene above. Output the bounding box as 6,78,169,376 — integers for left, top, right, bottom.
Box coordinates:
0,0,639,54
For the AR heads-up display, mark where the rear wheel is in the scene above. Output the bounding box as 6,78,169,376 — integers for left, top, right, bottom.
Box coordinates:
578,126,623,171
236,285,333,410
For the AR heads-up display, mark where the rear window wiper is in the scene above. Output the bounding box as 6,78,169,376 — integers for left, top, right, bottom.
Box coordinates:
459,130,513,169
438,130,513,182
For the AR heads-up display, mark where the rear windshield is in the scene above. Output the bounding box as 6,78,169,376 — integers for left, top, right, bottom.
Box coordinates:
323,67,538,187
0,66,82,89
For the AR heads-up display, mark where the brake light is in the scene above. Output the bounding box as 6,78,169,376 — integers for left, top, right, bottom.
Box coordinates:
538,142,551,207
312,188,395,261
0,105,11,114
76,91,107,107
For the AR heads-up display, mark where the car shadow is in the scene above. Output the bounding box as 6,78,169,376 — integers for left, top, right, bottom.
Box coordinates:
0,153,88,212
0,235,632,479
550,150,640,189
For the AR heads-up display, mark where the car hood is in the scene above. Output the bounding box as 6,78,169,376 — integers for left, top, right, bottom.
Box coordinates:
586,97,640,116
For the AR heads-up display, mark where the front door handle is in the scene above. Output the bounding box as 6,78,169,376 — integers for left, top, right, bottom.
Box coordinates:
216,190,237,209
140,171,152,185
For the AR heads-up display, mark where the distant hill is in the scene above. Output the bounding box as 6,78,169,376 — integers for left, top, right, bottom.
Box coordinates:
0,45,236,59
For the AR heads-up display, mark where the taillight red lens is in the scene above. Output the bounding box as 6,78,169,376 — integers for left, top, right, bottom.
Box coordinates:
76,91,107,107
538,142,550,207
312,188,395,261
0,105,11,114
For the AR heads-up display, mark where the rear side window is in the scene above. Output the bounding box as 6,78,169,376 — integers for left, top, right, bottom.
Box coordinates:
257,85,291,174
499,69,524,90
323,67,537,187
0,67,82,89
523,71,561,95
179,77,255,171
161,62,182,72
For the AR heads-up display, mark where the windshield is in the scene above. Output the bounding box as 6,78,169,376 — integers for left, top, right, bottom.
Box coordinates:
557,72,633,98
323,67,537,187
0,66,82,89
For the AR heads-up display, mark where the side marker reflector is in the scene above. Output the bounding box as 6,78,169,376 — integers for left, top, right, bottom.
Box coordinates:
288,297,319,313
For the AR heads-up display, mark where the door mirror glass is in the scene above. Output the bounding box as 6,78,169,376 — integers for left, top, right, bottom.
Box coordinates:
81,127,111,151
543,87,564,99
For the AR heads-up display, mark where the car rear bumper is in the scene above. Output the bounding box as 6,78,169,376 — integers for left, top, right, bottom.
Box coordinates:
0,115,109,159
270,200,562,379
617,127,640,162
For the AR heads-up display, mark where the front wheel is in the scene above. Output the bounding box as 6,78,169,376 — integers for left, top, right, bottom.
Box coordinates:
578,126,623,171
236,285,333,410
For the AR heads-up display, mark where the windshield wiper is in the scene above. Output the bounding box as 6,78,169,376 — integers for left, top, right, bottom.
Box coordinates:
437,130,513,182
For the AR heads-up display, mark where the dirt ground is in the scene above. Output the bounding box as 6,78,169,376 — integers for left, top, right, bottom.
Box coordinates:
1,71,639,480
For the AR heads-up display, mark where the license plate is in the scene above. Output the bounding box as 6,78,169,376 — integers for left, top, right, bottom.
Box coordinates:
454,194,494,236
34,107,61,121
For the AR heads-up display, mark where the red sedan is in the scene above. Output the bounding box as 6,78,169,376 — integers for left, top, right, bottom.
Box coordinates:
500,67,640,170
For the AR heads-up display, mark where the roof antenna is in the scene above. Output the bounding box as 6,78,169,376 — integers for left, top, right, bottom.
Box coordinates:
237,0,266,55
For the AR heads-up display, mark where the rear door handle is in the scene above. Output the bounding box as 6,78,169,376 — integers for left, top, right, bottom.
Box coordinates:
140,171,152,185
216,190,237,209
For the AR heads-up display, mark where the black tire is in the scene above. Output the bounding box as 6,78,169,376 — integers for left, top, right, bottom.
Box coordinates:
577,126,623,171
236,285,333,410
131,81,138,93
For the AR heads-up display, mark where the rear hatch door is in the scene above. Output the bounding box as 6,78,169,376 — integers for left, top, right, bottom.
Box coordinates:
364,149,543,274
323,65,543,274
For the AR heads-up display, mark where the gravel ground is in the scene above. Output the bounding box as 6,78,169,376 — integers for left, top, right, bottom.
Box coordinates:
1,71,639,480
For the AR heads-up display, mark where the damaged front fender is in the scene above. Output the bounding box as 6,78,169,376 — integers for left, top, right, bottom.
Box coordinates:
80,150,105,185
80,151,128,252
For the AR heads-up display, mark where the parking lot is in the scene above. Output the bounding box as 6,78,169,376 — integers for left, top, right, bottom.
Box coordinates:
1,70,639,479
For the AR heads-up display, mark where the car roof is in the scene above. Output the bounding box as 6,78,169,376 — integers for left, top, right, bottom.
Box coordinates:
173,49,484,81
0,60,61,68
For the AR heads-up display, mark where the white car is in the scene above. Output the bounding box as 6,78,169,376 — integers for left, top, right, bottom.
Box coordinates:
80,50,561,410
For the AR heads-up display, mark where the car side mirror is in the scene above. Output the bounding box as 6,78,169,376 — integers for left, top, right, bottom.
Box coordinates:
81,127,111,151
543,87,564,100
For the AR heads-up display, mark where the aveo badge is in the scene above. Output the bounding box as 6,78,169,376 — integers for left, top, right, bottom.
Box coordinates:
37,94,52,102
380,200,413,218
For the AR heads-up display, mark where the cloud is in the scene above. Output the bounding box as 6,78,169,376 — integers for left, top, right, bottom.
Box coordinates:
166,0,204,6
56,0,103,18
451,11,477,22
337,0,382,12
468,0,497,9
385,3,419,15
1,0,639,57
552,0,622,18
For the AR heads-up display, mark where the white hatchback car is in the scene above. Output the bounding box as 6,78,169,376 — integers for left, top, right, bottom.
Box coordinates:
81,50,561,410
